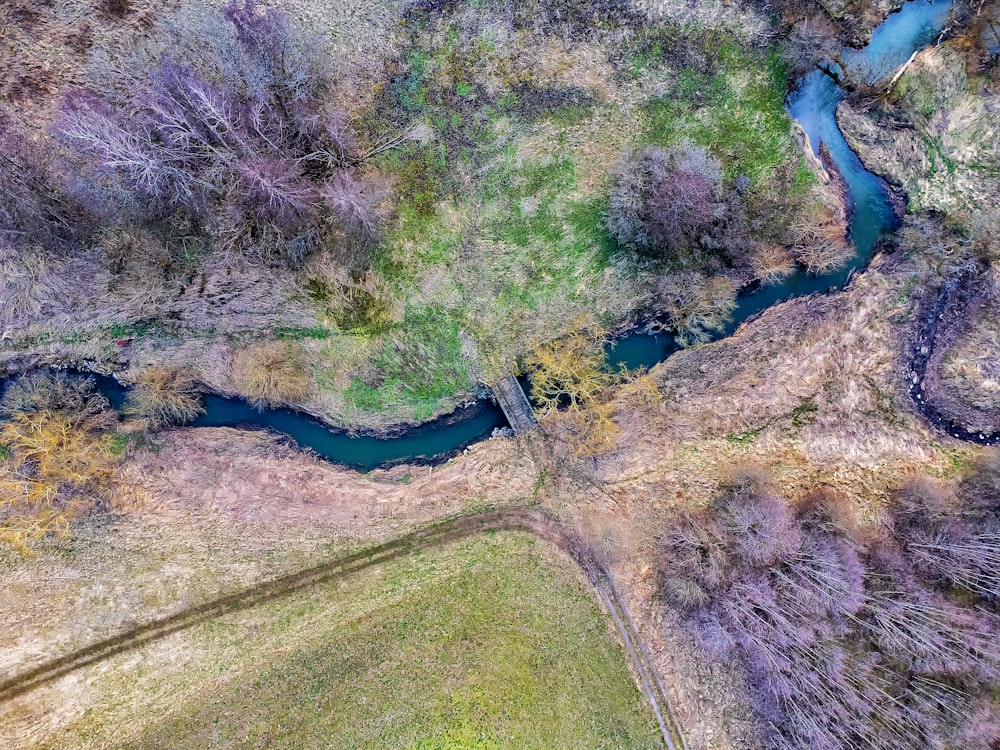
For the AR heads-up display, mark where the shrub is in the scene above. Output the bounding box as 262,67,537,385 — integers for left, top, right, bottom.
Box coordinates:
124,366,204,428
652,271,736,346
55,1,384,268
605,143,729,266
861,551,999,681
644,169,716,254
523,317,622,457
751,243,796,285
787,197,853,274
232,340,311,408
524,317,614,413
781,16,839,77
0,373,117,551
0,111,76,250
1,371,109,418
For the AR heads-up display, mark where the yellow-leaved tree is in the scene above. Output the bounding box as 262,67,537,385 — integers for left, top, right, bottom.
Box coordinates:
523,317,622,458
0,373,118,551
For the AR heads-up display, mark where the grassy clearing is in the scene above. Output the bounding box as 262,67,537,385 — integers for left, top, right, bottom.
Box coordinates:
344,304,473,421
39,531,661,750
639,40,802,191
350,20,811,398
1,3,812,428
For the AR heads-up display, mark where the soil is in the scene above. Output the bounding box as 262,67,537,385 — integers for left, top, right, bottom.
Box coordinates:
907,268,1000,440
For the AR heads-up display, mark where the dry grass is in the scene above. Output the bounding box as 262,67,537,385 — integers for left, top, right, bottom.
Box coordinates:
936,293,1000,424
0,244,63,332
0,0,172,125
231,341,312,409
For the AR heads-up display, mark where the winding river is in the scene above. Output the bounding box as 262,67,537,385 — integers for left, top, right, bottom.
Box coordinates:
16,0,955,470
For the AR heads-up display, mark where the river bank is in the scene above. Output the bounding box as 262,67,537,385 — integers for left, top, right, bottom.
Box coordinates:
0,229,980,749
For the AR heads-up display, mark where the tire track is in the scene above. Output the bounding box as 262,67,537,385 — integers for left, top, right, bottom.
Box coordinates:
0,507,686,749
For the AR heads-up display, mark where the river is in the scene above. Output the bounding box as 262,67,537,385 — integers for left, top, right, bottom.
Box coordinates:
9,0,955,470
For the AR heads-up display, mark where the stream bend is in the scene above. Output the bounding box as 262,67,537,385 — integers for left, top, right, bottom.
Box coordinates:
2,0,957,469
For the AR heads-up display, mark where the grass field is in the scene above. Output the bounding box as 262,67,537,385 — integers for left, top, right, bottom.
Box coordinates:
34,531,661,749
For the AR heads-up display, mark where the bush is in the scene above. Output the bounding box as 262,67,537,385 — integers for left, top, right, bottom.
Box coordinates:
606,140,758,275
0,372,117,551
55,1,383,268
1,371,108,418
232,340,311,408
524,318,614,413
781,16,839,77
124,366,204,428
652,271,736,346
523,318,622,457
606,143,731,266
750,243,796,285
644,168,716,254
786,195,854,274
0,111,77,251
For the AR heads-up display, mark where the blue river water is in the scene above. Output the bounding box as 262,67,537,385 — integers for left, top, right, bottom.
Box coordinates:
7,0,952,470
613,0,952,371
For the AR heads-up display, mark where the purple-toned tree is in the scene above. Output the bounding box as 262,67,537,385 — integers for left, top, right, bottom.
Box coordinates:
644,169,716,254
54,0,381,268
658,474,999,750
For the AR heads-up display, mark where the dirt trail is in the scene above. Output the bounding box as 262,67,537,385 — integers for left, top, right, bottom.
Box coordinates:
0,506,687,750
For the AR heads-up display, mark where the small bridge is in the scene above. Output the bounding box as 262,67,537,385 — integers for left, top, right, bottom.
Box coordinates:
491,375,537,434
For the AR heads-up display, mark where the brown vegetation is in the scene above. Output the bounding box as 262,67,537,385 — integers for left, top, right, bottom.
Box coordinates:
652,272,737,346
786,196,854,274
605,143,729,266
124,366,204,428
1,232,991,750
231,341,312,409
751,243,797,285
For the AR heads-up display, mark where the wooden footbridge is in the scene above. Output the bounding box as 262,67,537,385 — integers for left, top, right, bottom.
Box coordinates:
491,375,537,434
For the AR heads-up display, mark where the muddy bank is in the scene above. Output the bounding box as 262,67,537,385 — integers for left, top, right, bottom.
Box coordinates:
907,270,1000,442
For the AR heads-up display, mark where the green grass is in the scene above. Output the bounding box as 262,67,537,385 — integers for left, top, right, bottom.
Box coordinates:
332,28,805,413
643,44,799,188
46,532,662,749
345,304,473,420
725,426,764,445
274,325,335,340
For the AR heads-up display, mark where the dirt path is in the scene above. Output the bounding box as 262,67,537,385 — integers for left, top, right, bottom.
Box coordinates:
0,506,687,750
